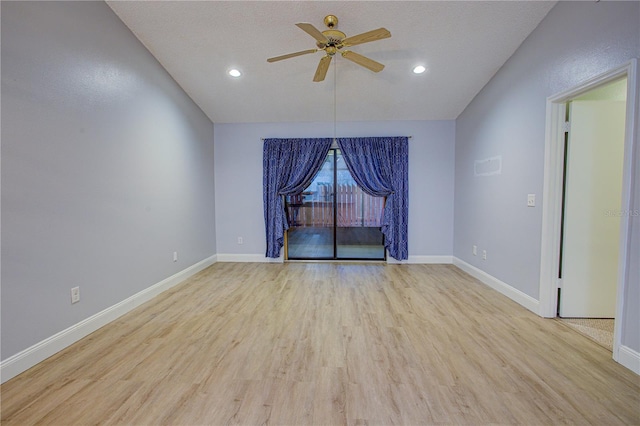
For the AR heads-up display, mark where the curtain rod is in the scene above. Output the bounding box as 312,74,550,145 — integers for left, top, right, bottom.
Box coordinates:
261,136,413,141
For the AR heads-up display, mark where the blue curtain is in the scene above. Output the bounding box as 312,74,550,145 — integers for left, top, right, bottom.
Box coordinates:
263,138,332,258
337,137,409,260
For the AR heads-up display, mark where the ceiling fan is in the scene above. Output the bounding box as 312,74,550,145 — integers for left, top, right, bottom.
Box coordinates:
267,15,391,82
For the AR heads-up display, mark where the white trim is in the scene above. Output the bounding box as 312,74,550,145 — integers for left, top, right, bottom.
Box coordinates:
539,59,638,367
216,254,452,264
618,345,640,375
216,253,284,263
539,100,567,318
386,255,453,264
0,255,217,384
453,257,540,314
613,59,639,364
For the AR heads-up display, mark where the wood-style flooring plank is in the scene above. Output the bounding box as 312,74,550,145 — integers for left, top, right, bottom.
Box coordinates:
1,263,638,425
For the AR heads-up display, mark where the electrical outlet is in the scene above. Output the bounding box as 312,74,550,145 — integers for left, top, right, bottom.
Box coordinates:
71,287,80,304
482,250,487,260
237,237,243,245
472,245,477,256
173,251,178,262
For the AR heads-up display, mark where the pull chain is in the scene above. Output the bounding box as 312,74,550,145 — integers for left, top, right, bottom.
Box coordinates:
333,57,337,147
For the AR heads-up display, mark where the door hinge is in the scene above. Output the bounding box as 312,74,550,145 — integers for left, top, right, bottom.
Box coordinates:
562,121,571,132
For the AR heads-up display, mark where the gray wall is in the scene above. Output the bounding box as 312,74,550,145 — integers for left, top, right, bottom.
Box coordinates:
454,2,639,349
1,2,216,360
214,121,455,259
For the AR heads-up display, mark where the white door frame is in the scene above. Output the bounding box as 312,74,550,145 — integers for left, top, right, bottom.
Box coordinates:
539,59,638,363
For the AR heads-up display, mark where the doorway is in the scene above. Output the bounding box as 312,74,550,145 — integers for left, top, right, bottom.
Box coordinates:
539,60,637,364
559,78,627,315
284,148,386,261
556,78,627,350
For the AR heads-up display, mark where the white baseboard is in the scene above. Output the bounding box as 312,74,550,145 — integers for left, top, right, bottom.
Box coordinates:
452,257,540,314
216,254,451,264
387,255,453,264
0,255,217,384
617,345,640,375
5,253,636,382
453,258,640,376
216,253,284,263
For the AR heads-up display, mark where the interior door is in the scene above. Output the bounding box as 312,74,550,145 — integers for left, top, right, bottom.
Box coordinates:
559,97,626,318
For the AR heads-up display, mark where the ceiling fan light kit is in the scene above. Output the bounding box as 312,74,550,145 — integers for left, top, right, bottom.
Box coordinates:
267,15,391,82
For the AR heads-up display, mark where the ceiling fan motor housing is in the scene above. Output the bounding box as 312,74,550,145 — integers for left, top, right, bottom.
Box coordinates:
318,30,346,53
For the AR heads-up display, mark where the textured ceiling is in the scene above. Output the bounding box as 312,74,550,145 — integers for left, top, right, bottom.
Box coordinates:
106,1,556,124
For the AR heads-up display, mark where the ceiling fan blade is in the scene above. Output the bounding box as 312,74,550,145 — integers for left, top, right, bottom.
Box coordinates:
341,28,391,47
267,49,318,63
313,55,332,82
296,23,329,45
341,51,385,73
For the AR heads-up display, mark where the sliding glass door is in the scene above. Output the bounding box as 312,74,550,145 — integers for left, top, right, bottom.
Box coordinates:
285,149,385,260
335,148,385,259
285,150,335,258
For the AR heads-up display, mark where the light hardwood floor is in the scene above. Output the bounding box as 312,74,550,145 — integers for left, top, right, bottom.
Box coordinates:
1,263,638,425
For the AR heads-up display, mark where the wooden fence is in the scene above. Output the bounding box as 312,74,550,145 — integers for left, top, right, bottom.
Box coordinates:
287,183,384,227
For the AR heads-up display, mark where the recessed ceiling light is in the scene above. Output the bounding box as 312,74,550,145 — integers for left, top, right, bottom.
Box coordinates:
228,69,242,77
413,65,426,74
